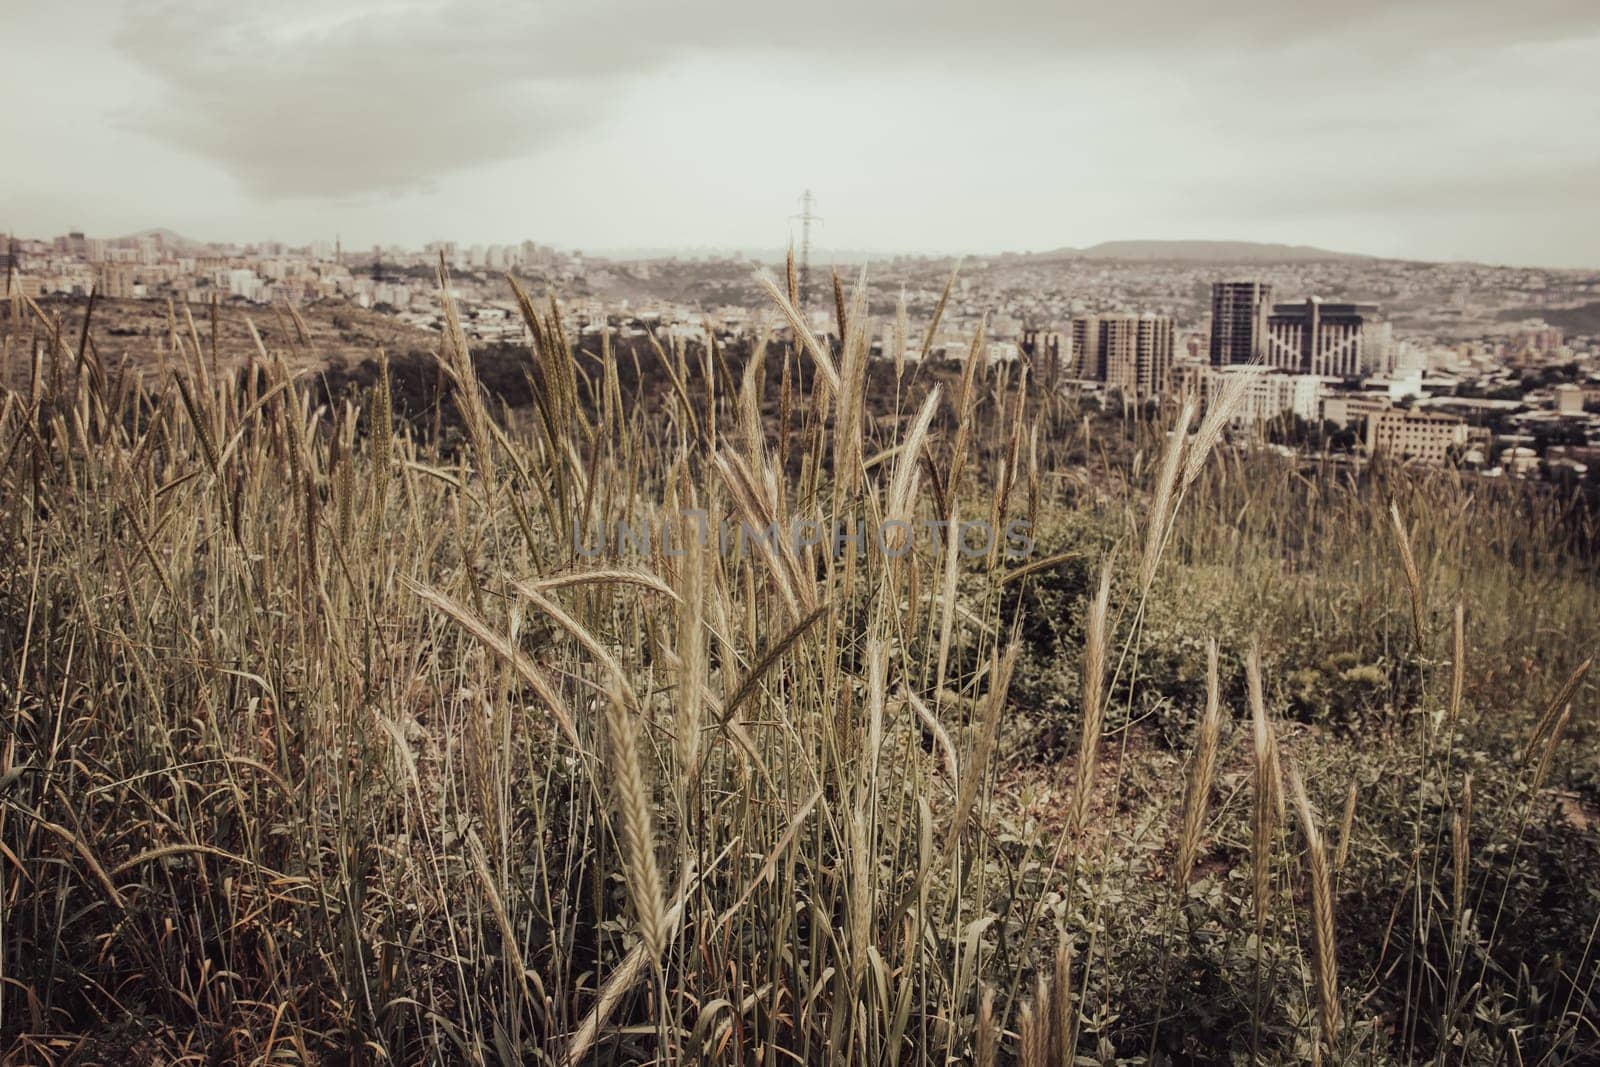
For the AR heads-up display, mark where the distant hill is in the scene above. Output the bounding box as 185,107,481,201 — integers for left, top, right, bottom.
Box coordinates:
589,246,894,266
1022,239,1371,263
1496,301,1600,336
120,228,204,250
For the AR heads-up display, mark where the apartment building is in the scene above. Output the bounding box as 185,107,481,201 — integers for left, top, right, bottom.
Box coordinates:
1070,315,1104,380
1209,281,1272,366
94,263,137,299
1071,313,1173,398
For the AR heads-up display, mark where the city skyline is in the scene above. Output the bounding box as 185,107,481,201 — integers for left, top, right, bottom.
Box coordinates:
8,226,1542,269
5,1,1599,269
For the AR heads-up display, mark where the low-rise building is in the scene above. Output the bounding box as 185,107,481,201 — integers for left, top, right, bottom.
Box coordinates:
1185,364,1327,429
95,263,137,299
1501,445,1540,477
1321,392,1392,429
1366,407,1468,466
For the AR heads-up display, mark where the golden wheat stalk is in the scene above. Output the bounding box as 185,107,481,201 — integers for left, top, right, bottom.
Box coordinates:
1389,501,1426,644
524,567,681,601
1334,780,1358,873
1070,565,1113,837
933,503,962,697
1018,996,1046,1067
367,348,392,549
976,985,998,1067
848,807,874,989
1523,658,1591,764
1175,637,1223,890
1052,936,1075,1065
674,528,707,793
1139,400,1195,595
945,314,986,507
1448,601,1465,727
864,637,888,798
754,271,841,396
1031,975,1053,1067
887,385,941,530
1532,704,1571,792
1454,772,1474,933
408,580,582,748
894,285,909,382
334,415,356,547
919,259,961,361
1248,643,1278,933
603,687,666,960
941,644,1019,861
1181,366,1251,490
563,874,699,1067
1287,761,1340,1051
1451,812,1468,922
905,687,958,785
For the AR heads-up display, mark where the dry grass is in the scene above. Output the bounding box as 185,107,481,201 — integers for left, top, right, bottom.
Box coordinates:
1,272,1596,1065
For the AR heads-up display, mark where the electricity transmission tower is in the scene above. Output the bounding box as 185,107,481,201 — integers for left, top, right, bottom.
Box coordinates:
791,190,821,307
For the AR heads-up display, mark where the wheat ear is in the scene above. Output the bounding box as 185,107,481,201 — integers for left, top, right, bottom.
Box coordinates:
1175,637,1223,889
1288,762,1341,1052
1070,565,1112,836
603,689,665,959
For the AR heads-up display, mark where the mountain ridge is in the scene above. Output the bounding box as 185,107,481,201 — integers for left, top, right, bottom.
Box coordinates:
1022,239,1371,263
119,228,206,250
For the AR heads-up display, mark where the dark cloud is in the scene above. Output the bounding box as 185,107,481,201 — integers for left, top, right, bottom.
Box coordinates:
112,4,622,198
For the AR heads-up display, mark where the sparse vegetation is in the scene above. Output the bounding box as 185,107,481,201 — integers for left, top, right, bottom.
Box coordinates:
1,268,1597,1064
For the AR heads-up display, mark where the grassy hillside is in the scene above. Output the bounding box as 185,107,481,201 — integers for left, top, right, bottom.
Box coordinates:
0,293,434,390
1,274,1596,1064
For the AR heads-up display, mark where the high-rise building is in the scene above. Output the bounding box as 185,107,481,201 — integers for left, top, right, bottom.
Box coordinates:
1019,329,1065,384
1070,315,1103,380
1209,281,1272,366
1071,313,1174,398
1263,297,1391,377
1125,313,1175,398
1102,318,1141,394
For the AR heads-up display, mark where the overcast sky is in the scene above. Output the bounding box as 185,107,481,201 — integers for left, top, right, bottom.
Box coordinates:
5,1,1598,266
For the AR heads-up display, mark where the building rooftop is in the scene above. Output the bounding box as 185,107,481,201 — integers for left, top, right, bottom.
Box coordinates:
1269,297,1381,316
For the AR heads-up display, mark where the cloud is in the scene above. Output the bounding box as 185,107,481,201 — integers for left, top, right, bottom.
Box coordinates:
111,2,626,198
112,0,1600,202
95,0,1600,271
